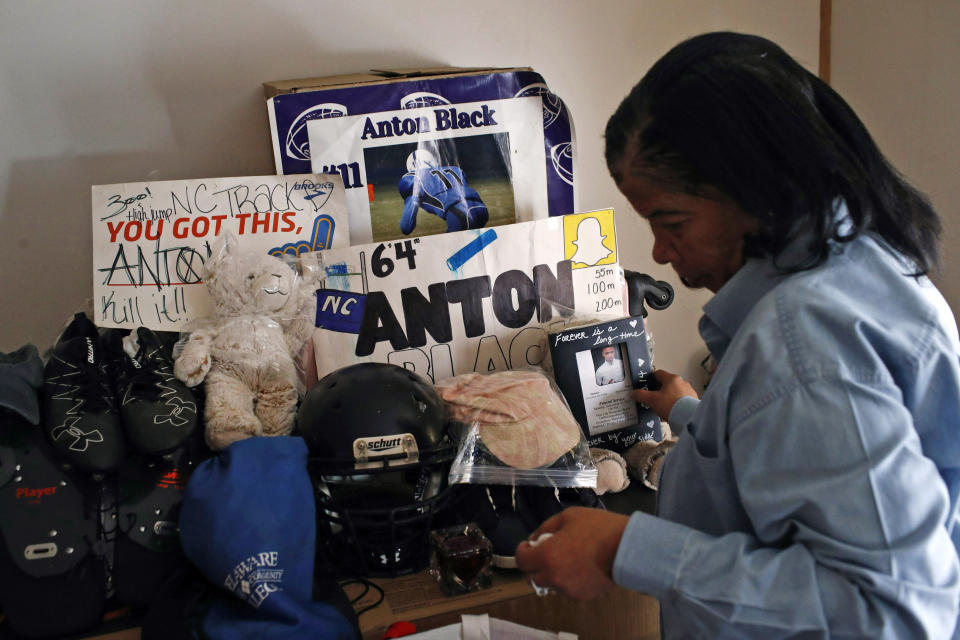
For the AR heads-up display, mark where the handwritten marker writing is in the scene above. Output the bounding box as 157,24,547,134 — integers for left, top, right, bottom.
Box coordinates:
446,228,498,272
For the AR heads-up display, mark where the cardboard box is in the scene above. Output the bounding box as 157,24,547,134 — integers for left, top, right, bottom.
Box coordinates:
265,67,576,239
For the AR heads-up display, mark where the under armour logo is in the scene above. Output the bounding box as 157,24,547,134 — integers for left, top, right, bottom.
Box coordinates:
154,396,197,427
51,418,105,452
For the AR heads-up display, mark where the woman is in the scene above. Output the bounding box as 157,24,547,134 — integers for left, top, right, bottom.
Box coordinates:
516,32,960,639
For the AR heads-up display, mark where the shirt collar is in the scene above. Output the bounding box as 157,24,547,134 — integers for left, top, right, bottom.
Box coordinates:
699,200,850,360
699,257,781,360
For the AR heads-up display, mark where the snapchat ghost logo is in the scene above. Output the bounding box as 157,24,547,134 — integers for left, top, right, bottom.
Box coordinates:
563,210,617,268
569,218,612,267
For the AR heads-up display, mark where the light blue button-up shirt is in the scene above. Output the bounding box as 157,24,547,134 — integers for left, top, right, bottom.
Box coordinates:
613,214,960,638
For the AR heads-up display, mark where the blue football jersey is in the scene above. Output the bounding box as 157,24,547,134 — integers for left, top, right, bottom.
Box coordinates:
398,165,488,234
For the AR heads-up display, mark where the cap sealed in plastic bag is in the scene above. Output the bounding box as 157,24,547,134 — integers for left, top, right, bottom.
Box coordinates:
436,368,597,488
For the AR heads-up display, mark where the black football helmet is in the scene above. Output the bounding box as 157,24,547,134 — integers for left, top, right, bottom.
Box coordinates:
297,363,457,578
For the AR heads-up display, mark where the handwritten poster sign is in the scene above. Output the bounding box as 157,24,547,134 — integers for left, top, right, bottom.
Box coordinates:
301,209,627,383
91,173,350,331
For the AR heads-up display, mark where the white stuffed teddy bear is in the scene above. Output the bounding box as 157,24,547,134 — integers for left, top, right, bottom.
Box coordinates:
173,234,315,451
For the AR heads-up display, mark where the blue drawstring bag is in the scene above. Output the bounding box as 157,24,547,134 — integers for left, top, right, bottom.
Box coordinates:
179,436,358,639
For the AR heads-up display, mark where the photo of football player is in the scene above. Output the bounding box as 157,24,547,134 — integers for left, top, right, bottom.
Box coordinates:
363,133,516,242
397,149,489,234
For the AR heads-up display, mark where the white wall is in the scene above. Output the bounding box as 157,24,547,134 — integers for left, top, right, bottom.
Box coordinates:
0,0,819,384
831,0,960,322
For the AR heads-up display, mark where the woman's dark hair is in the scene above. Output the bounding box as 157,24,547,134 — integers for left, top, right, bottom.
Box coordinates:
605,31,940,275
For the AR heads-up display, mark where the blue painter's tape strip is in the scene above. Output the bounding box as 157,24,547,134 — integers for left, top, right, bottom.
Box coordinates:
446,229,498,272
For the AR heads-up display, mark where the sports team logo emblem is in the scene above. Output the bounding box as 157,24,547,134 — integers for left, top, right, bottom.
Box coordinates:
285,103,348,161
515,83,564,129
401,91,450,109
224,552,285,609
154,396,197,427
50,419,105,452
551,142,574,186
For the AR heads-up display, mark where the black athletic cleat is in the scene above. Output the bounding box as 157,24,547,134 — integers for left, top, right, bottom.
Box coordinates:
43,313,126,474
106,327,198,457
